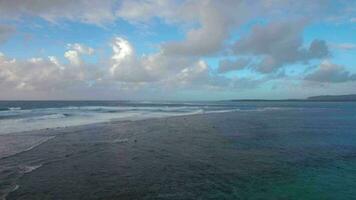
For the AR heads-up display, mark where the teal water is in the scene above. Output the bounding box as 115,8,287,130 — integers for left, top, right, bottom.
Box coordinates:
217,104,356,199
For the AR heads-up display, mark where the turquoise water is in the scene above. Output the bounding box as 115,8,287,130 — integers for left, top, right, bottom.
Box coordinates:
218,104,356,199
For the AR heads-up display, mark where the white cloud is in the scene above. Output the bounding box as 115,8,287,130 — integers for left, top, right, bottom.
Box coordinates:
110,37,157,82
64,43,94,66
0,0,354,99
110,37,134,74
0,37,238,99
109,37,228,87
116,0,177,23
305,60,356,83
218,58,251,73
0,53,65,91
233,21,330,73
116,0,337,57
174,60,209,85
0,0,117,25
67,43,94,55
64,50,81,66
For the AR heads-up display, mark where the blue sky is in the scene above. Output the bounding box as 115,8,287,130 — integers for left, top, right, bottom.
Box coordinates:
0,0,355,100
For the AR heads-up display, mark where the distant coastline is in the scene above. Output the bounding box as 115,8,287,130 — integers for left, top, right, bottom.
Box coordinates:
1,94,356,102
227,94,356,102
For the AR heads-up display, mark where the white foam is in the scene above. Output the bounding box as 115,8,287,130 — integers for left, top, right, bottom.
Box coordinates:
0,136,55,159
0,105,241,135
9,107,21,111
20,164,43,174
112,138,129,143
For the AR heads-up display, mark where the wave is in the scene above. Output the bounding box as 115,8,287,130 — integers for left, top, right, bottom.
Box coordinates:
0,107,21,112
19,164,43,174
0,103,295,136
24,113,69,122
2,163,42,200
9,107,21,111
0,136,55,159
241,107,293,112
205,108,241,114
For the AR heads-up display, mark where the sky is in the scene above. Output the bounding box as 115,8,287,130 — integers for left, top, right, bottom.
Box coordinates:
0,0,355,100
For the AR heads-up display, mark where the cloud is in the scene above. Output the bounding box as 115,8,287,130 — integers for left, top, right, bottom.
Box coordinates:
233,21,330,73
116,0,178,23
109,37,230,88
218,58,251,73
0,37,235,99
0,0,354,100
308,39,330,59
161,1,235,56
172,60,211,86
0,43,100,94
0,25,15,44
109,37,157,82
116,0,337,58
64,43,94,66
304,60,356,83
67,43,94,55
0,53,66,91
0,0,117,25
231,77,264,89
0,51,110,99
332,43,356,51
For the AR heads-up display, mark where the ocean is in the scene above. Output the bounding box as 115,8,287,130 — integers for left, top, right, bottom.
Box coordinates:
0,100,317,135
1,101,356,199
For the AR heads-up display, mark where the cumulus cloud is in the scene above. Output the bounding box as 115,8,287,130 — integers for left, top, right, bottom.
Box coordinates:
0,42,100,94
161,1,238,56
64,50,81,66
172,60,210,85
0,37,235,99
233,21,330,73
0,0,117,25
64,43,94,66
109,37,229,88
67,43,94,55
116,0,338,58
116,0,178,23
0,53,65,91
109,37,157,82
305,60,356,83
0,0,354,99
218,58,251,73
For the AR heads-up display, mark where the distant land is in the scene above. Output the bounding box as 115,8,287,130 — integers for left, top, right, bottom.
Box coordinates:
228,94,356,102
307,94,356,101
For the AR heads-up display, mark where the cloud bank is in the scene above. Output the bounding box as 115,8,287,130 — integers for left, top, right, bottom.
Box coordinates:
0,0,355,100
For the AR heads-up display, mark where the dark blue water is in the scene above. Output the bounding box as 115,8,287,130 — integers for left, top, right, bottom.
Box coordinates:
1,101,356,199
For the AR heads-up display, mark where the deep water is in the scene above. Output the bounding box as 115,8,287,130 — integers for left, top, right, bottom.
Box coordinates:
0,101,356,199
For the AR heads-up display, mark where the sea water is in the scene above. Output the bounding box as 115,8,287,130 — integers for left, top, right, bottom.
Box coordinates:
1,101,356,199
